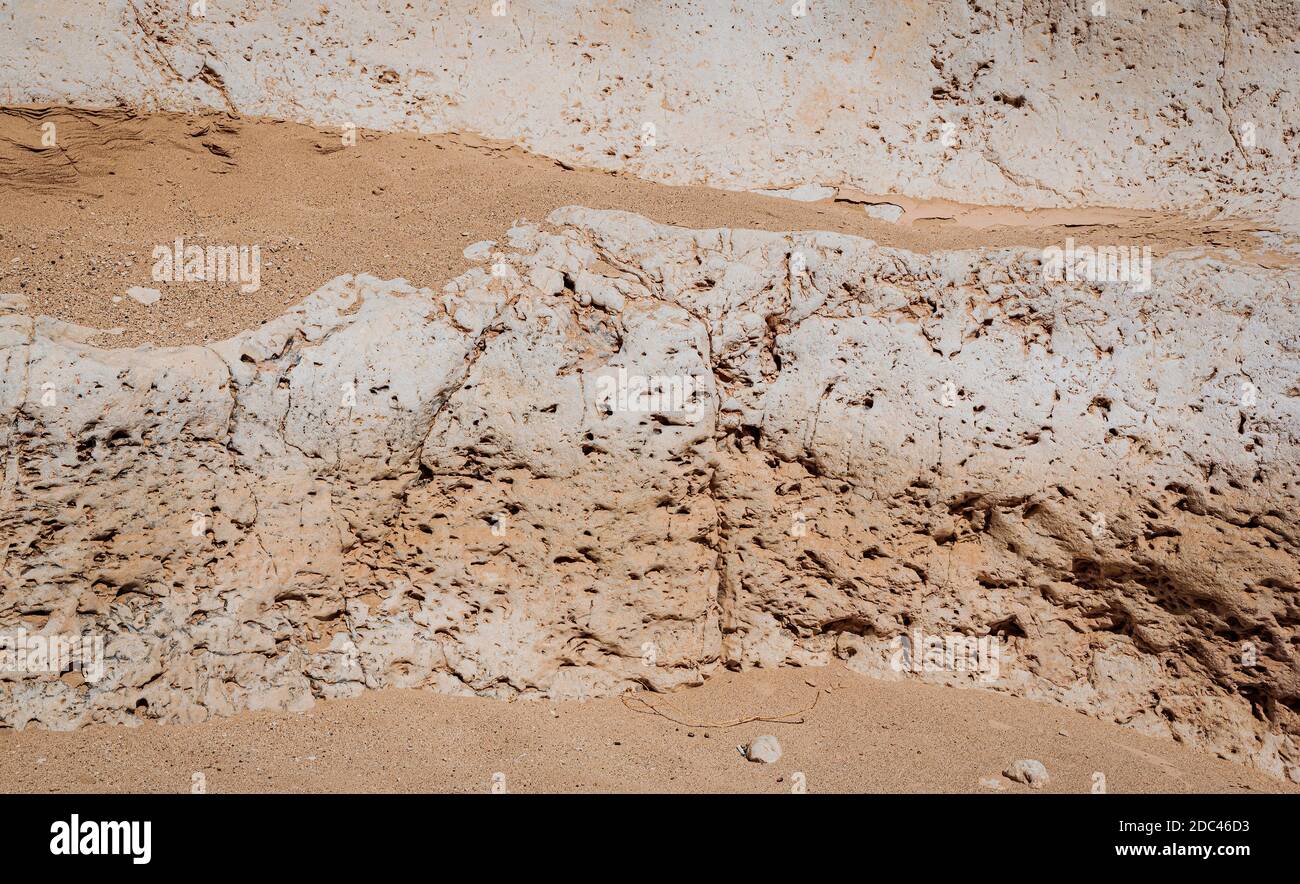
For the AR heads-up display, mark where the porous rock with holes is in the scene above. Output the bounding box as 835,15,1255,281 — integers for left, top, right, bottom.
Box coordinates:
3,1,1299,228
2,207,1298,785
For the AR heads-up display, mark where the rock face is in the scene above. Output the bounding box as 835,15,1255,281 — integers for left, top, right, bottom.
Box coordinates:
2,208,1299,784
2,1,1298,228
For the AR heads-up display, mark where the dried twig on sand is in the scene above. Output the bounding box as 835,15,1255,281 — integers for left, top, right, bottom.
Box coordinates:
620,689,820,728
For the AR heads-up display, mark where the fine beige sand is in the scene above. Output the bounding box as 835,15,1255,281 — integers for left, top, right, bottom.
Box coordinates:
1,106,1287,347
1,665,1293,794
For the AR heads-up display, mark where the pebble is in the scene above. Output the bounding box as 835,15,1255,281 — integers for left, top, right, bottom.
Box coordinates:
745,735,782,764
126,286,162,306
864,203,904,223
1003,759,1050,787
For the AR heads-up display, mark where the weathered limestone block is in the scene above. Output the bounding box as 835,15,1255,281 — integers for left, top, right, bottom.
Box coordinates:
2,208,1298,785
2,1,1297,227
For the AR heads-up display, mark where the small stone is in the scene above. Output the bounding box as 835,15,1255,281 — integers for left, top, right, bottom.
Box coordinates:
863,202,904,223
745,735,782,764
979,776,1006,791
126,286,162,306
1003,759,1050,787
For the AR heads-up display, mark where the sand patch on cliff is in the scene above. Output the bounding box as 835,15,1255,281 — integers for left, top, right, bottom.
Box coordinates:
1,105,1287,347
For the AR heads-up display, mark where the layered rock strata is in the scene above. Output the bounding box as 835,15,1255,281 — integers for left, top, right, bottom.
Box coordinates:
3,208,1298,782
3,0,1297,227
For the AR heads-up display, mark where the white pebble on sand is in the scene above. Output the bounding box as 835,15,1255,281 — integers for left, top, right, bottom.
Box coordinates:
863,202,904,222
126,286,162,306
745,735,782,764
1003,759,1050,787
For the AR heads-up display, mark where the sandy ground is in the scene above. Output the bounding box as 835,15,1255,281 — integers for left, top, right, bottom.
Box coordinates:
1,105,1290,347
1,665,1292,794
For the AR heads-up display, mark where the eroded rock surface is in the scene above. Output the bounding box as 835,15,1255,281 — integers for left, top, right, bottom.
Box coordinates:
2,208,1299,784
3,1,1297,227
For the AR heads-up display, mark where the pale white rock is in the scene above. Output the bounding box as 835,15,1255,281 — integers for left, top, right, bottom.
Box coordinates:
575,271,625,314
2,2,1296,229
528,265,564,296
1,209,1298,790
125,286,161,306
862,203,904,223
746,736,783,764
463,240,495,262
752,184,837,202
1004,760,1051,788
